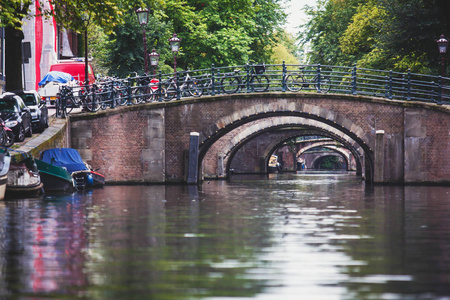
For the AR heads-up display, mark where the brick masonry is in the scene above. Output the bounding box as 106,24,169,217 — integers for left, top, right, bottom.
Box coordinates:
69,93,450,185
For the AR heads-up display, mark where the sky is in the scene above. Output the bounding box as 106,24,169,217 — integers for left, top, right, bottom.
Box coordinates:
282,0,317,35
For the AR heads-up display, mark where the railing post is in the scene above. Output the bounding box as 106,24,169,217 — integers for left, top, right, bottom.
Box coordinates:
211,63,216,96
437,76,442,104
158,71,162,102
176,72,181,100
352,64,357,95
127,80,132,105
110,81,116,108
92,84,97,109
282,61,286,92
246,62,250,93
406,69,411,101
389,70,393,99
316,64,321,93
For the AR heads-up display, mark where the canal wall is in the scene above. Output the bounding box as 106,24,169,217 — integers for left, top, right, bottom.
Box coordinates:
10,117,69,163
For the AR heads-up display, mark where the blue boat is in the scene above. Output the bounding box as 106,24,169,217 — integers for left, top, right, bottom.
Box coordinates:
40,148,105,190
35,159,75,193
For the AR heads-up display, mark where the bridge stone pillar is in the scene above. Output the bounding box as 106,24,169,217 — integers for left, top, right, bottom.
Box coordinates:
217,153,224,178
404,108,427,182
142,109,166,182
374,130,385,183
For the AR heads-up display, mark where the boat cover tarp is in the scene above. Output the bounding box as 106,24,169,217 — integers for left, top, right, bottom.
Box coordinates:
41,148,88,174
38,71,75,86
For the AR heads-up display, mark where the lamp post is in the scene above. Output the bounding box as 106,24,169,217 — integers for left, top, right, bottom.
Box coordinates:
437,34,448,77
149,49,160,75
136,7,149,74
81,12,90,85
169,33,181,82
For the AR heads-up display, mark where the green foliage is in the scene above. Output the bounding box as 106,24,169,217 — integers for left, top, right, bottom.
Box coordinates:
0,0,32,28
300,0,450,75
270,31,300,65
300,0,366,65
100,0,288,76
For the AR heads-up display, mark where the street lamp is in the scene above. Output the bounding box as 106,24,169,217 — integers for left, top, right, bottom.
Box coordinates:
169,33,181,81
81,12,90,85
437,34,448,77
136,7,149,74
149,49,160,75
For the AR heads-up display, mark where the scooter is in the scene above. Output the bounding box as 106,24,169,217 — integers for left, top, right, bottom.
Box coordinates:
0,119,14,147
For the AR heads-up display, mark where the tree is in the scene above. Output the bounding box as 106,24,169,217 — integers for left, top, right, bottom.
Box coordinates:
101,0,289,75
300,0,366,65
300,0,450,74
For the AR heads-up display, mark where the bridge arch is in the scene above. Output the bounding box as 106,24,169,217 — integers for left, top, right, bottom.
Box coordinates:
222,124,362,175
297,142,355,171
199,103,372,180
309,152,348,170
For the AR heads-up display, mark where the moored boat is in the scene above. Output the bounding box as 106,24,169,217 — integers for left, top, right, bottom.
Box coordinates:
0,152,11,200
35,159,75,192
40,148,105,190
6,157,43,197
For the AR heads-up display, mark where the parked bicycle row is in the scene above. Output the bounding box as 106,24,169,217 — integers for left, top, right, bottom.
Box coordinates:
55,63,450,117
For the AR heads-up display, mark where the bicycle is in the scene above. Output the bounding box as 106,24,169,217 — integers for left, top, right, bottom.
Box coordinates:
285,66,331,93
162,72,202,101
56,85,81,117
81,83,101,112
221,64,269,94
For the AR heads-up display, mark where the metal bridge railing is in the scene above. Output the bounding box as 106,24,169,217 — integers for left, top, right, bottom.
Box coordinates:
55,63,450,117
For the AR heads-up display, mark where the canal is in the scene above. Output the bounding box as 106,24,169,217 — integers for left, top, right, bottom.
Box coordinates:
1,173,449,299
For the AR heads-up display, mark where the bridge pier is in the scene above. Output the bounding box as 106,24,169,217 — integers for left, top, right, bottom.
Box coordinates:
374,130,385,183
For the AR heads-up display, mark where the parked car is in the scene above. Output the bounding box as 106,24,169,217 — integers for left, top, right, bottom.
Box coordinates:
0,93,33,142
37,71,77,107
15,90,49,132
49,60,96,84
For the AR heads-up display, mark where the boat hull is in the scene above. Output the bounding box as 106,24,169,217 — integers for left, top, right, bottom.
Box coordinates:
35,159,75,193
0,174,7,200
6,159,43,197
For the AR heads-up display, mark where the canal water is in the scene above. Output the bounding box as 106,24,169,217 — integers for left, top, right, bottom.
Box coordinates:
1,173,449,299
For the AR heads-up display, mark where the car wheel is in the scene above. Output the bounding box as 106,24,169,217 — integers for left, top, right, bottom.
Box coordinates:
45,115,49,128
38,118,46,132
16,125,25,142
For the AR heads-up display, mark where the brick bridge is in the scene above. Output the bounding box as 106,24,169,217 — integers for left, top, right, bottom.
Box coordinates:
69,92,450,185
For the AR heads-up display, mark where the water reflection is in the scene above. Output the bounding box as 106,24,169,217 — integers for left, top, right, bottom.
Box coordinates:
0,175,449,299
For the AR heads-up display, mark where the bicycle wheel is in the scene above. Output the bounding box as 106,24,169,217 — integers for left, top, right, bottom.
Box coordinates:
162,82,176,101
115,88,129,106
221,76,240,94
250,74,269,92
65,96,75,114
285,74,306,92
314,75,331,93
131,87,145,104
85,92,101,112
188,79,203,97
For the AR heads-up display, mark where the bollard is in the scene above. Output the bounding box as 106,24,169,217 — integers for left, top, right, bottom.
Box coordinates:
187,132,200,184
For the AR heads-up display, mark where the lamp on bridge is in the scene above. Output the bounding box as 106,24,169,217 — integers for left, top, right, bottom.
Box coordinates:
136,7,150,74
169,33,181,82
149,49,160,75
437,34,448,77
81,12,90,86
